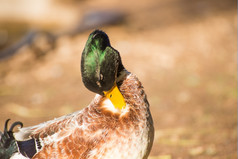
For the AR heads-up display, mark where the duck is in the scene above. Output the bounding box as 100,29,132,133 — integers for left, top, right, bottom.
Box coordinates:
0,30,154,159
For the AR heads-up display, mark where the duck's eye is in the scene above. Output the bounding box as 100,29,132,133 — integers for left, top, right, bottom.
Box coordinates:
110,94,112,98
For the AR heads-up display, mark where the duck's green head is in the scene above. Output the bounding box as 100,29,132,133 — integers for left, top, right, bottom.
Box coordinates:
81,30,125,109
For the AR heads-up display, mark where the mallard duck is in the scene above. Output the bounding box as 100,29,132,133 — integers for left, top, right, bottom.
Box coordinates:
0,30,154,159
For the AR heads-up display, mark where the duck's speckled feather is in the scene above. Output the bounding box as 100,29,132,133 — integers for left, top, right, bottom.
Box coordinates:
13,72,154,159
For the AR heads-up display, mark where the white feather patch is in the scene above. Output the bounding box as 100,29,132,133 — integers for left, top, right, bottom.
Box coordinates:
10,153,28,159
101,97,130,115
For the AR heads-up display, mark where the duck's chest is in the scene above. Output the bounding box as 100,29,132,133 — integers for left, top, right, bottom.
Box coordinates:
91,98,153,159
88,124,151,159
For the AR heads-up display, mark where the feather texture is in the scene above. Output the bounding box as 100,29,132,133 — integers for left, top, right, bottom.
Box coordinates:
11,71,154,159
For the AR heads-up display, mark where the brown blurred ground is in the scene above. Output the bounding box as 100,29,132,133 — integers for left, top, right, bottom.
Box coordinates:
0,0,237,158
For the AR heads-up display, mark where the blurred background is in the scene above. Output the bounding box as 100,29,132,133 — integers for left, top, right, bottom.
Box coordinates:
0,0,237,158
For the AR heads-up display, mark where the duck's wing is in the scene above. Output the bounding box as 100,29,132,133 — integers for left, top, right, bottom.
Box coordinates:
12,110,83,158
15,110,81,141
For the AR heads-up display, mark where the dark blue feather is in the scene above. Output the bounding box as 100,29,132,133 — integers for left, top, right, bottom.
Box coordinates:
17,139,37,158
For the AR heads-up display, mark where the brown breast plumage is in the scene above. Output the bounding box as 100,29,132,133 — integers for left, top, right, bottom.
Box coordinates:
15,72,154,159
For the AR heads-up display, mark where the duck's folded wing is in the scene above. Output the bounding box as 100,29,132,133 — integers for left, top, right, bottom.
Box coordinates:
13,112,80,158
14,111,81,141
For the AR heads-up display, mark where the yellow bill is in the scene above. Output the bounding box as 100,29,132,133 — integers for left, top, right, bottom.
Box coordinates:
104,84,126,109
